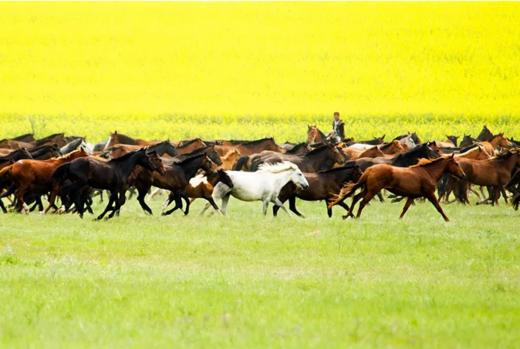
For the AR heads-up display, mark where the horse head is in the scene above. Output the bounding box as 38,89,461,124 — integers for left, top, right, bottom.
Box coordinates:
141,150,165,175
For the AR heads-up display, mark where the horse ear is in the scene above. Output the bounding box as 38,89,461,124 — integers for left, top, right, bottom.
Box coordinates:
450,153,455,158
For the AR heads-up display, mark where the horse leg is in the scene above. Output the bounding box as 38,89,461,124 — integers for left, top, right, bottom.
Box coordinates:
107,190,126,219
15,186,29,213
288,196,303,217
355,191,377,218
0,199,6,213
97,191,116,220
137,187,153,215
162,192,182,216
500,186,509,204
181,192,190,215
425,192,450,222
272,198,290,216
336,201,351,218
344,190,364,219
399,197,414,219
219,193,231,215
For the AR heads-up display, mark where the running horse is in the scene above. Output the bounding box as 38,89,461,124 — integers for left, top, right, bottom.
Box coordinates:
329,155,466,221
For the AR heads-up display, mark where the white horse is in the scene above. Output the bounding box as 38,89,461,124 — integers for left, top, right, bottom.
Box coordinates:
205,161,309,215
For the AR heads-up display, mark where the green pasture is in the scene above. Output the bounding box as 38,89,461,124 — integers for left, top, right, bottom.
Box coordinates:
1,197,518,348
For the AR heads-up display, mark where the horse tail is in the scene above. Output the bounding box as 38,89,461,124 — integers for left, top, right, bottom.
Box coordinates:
0,165,13,189
52,163,71,187
233,155,249,171
327,172,368,208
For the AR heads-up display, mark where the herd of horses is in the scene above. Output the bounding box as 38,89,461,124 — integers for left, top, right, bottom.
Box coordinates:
0,125,519,222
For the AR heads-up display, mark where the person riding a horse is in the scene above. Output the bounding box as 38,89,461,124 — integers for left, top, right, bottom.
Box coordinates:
331,112,345,142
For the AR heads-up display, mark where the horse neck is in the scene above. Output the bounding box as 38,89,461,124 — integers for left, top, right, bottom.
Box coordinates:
492,154,517,172
417,159,450,181
181,157,206,178
112,153,143,180
270,170,296,189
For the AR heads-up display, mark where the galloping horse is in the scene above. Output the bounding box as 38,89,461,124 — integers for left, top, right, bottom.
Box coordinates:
162,170,235,213
329,155,466,221
273,162,362,217
131,148,220,215
207,161,309,215
52,149,164,219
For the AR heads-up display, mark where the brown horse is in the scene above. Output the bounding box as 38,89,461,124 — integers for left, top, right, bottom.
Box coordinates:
218,148,241,170
103,131,155,150
479,133,512,154
307,125,329,145
103,141,177,159
454,150,520,205
215,138,283,156
329,155,466,221
438,145,492,203
175,138,208,155
379,140,405,155
0,148,88,212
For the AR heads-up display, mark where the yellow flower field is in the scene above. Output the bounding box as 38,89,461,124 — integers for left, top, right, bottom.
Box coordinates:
0,2,519,141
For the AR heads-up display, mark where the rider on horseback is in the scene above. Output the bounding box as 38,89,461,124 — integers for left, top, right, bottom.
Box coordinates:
331,112,345,142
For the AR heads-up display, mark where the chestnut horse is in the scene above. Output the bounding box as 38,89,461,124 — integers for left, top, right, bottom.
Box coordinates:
329,155,466,221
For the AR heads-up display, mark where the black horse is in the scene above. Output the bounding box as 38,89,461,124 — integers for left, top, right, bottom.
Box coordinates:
131,150,218,215
273,162,362,217
52,149,164,219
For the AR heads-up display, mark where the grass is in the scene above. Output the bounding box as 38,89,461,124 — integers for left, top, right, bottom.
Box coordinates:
1,197,519,348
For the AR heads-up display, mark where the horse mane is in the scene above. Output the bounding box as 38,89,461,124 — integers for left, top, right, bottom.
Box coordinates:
111,132,137,143
178,138,204,147
305,144,331,157
457,144,481,156
258,161,299,173
108,149,143,162
229,137,274,145
378,141,397,150
318,162,358,173
410,156,447,168
37,133,64,141
175,152,206,165
458,143,479,153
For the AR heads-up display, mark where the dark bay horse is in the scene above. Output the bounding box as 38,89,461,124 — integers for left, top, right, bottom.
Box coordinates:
329,155,466,221
164,169,235,213
132,152,218,215
51,149,164,219
273,162,362,218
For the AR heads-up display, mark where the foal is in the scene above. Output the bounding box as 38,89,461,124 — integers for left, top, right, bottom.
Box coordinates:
329,155,466,221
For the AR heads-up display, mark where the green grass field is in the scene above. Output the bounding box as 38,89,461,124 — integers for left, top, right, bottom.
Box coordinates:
1,198,519,348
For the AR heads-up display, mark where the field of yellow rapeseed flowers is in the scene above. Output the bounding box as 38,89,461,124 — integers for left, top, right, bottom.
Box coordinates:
1,2,519,141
